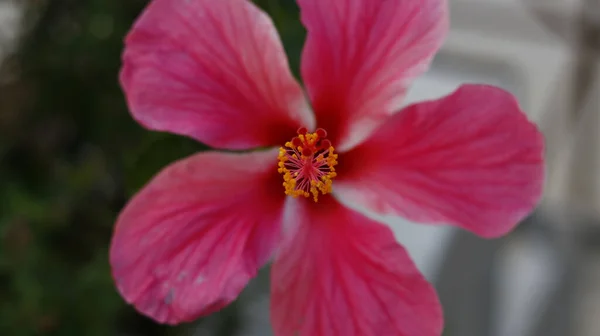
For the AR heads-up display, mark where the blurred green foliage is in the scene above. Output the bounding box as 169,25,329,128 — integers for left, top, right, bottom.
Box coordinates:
0,0,305,335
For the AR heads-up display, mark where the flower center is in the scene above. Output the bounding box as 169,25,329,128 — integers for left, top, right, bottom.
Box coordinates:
277,127,338,202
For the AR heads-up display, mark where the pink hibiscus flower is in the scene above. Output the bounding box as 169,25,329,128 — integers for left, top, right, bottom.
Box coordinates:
110,0,545,335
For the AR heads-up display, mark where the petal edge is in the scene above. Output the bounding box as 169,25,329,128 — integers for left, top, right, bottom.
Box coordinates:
121,0,314,150
335,84,545,238
271,197,443,336
110,149,285,324
298,0,449,151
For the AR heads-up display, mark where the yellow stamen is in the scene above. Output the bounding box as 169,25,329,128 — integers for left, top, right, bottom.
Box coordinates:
277,129,338,202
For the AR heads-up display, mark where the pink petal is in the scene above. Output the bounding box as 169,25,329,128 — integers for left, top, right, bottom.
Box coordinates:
270,196,443,336
335,84,545,238
120,0,314,150
110,149,285,324
298,0,448,151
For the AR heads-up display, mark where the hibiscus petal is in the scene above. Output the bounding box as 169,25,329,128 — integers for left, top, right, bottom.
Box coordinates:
110,149,285,324
271,196,442,336
335,84,545,238
298,0,448,151
120,0,314,150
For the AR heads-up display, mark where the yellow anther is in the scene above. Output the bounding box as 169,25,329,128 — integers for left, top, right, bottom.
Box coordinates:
276,130,338,202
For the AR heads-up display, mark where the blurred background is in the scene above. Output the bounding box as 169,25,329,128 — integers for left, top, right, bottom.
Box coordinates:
0,0,599,335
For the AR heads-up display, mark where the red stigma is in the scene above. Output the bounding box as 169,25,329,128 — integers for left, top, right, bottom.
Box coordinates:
297,127,308,135
291,137,302,147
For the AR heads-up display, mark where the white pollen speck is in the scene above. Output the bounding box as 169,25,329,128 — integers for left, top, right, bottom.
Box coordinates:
177,271,188,281
195,275,205,285
164,288,175,305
